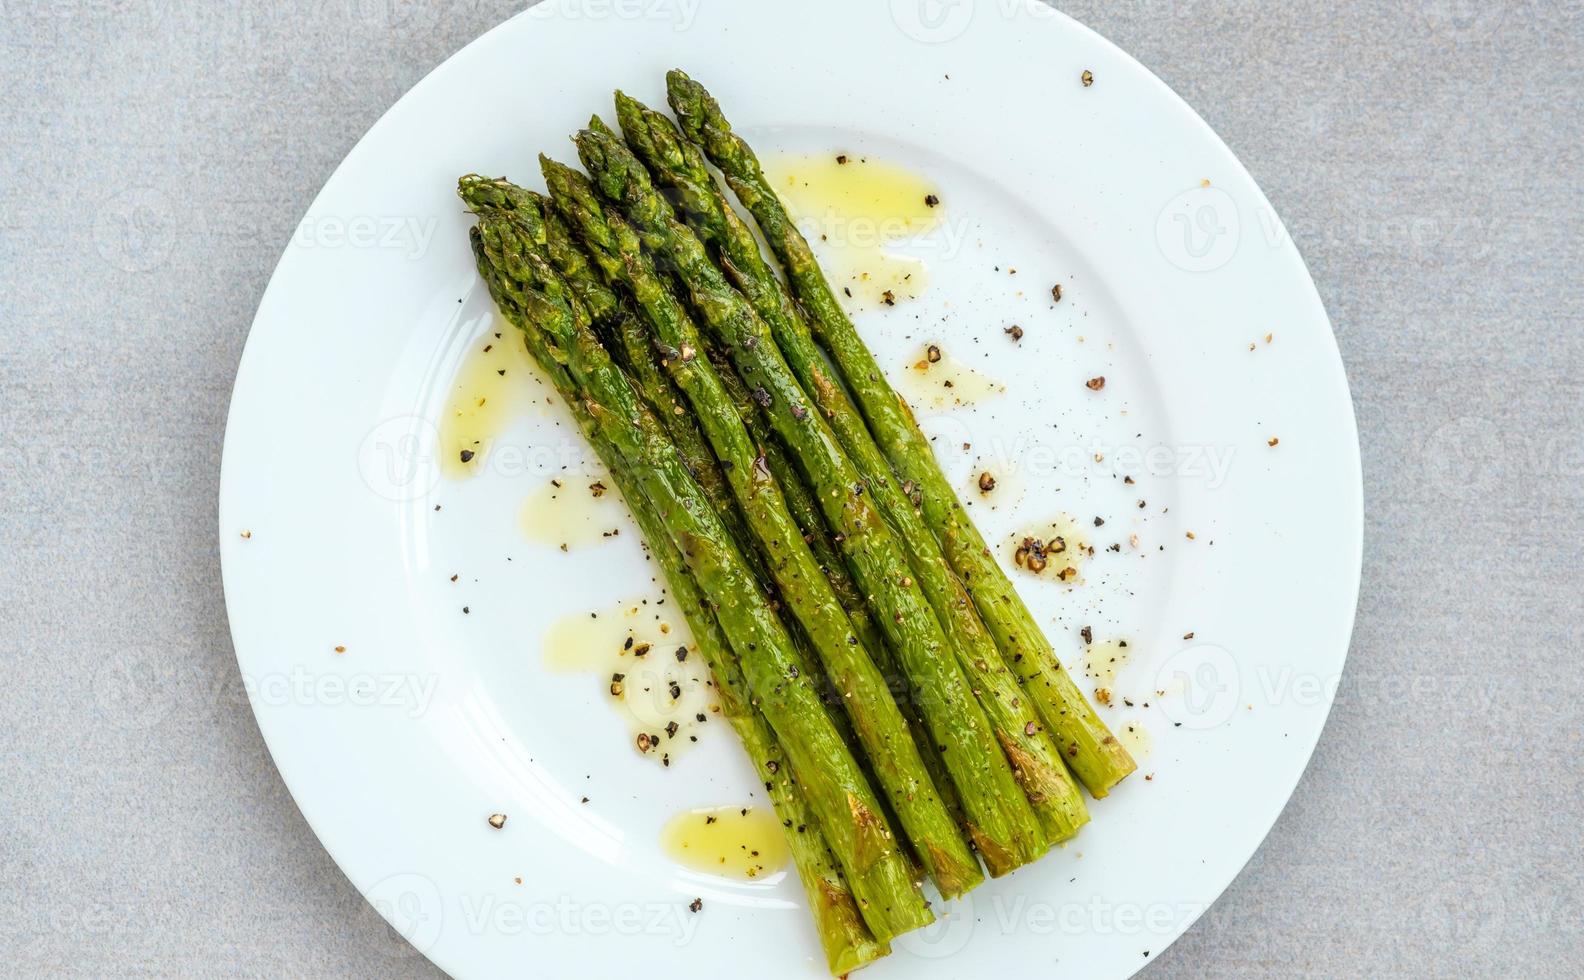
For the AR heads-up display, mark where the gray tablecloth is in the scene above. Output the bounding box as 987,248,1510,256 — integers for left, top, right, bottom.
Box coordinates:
2,1,1580,976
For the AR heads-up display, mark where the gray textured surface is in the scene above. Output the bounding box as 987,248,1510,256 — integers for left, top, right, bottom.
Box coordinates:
2,1,1581,977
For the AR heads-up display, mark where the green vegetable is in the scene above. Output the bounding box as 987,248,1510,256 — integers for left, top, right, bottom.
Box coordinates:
665,71,1135,798
463,192,931,942
575,124,1048,874
613,92,1088,843
466,219,884,974
536,159,981,898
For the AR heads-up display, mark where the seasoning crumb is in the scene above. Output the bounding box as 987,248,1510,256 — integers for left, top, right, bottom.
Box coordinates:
1086,376,1106,391
637,732,655,753
1183,632,1196,640
589,481,607,498
239,529,251,539
1096,687,1113,706
1051,283,1063,303
487,813,507,830
450,574,458,582
882,289,896,306
1081,69,1094,87
1268,437,1280,447
926,344,942,364
334,645,346,654
1185,531,1196,540
1004,324,1024,341
689,898,703,913
977,472,997,493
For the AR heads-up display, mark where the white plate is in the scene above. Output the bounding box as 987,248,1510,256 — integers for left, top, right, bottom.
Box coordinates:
219,3,1361,978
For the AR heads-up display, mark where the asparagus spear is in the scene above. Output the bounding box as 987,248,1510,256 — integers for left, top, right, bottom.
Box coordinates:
575,125,1048,875
477,177,879,772
468,202,932,941
695,331,973,841
614,93,1089,843
466,223,886,975
536,160,981,897
666,71,1136,797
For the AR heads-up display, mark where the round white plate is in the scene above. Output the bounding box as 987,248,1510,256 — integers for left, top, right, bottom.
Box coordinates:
219,3,1361,977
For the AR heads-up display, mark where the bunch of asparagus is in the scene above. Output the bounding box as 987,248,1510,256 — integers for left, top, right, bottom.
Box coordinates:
461,71,1135,973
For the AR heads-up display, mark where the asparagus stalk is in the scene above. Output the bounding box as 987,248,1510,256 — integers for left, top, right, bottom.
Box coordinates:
467,200,932,942
575,125,1048,875
536,160,981,897
614,93,1089,843
666,71,1136,797
511,178,881,777
465,223,885,975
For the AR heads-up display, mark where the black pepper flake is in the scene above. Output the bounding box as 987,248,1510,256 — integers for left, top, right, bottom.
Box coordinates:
1080,626,1093,645
882,289,896,306
675,646,688,662
633,643,651,657
1093,516,1105,526
766,760,780,774
668,681,682,700
459,449,475,463
978,472,997,493
924,193,940,207
1051,283,1064,303
926,344,942,363
696,712,707,722
665,721,679,739
1005,324,1024,341
1086,376,1106,391
843,286,852,297
835,154,848,165
689,898,703,913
